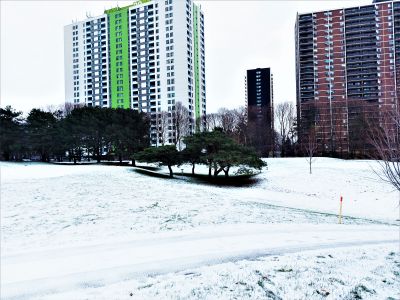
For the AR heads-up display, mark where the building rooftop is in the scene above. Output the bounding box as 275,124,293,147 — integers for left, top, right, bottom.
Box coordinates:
297,0,394,17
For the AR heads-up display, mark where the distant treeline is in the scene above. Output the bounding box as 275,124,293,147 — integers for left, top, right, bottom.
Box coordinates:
0,105,149,164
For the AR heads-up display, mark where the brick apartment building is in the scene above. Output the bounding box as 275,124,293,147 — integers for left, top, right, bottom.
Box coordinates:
295,0,399,156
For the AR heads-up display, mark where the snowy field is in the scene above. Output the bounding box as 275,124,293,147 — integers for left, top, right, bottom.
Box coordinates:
1,158,399,299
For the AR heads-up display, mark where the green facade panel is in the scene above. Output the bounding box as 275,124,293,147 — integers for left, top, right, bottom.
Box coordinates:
107,8,130,109
105,0,152,109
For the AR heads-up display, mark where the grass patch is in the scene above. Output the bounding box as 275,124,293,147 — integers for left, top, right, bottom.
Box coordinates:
178,172,260,187
132,167,261,186
276,267,293,273
51,161,97,165
134,165,161,171
101,161,130,166
349,284,375,299
133,167,171,179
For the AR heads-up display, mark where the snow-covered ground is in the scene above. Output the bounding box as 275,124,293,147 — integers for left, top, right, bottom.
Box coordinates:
1,158,399,299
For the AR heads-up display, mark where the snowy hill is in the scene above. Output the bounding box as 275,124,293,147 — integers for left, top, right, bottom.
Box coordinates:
1,158,399,299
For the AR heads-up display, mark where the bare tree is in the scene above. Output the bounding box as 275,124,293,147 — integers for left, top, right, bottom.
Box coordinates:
218,108,238,133
369,110,400,192
205,112,220,132
247,105,274,156
303,126,318,174
232,107,248,145
63,102,76,116
275,101,295,156
172,102,191,150
331,106,347,157
155,111,169,146
44,103,79,120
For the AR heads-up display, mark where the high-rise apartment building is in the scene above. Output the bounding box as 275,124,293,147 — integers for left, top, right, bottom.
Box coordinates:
245,68,274,156
295,0,399,155
64,0,206,144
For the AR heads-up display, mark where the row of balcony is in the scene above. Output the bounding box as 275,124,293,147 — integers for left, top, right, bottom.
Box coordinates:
345,26,376,34
346,63,378,70
345,19,376,29
347,68,377,75
346,46,377,54
347,57,378,64
346,38,376,46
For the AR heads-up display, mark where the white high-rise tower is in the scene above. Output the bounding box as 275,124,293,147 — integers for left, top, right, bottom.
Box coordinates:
65,0,206,144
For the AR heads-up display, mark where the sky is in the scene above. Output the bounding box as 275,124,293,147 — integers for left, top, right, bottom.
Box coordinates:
1,0,372,114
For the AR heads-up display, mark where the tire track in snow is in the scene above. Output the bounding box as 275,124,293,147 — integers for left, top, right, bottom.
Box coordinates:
2,224,398,300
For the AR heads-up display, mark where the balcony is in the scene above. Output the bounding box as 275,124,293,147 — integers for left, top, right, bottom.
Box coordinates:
346,62,377,70
299,37,314,44
299,50,313,56
347,47,377,57
299,29,314,36
345,35,376,44
347,78,378,84
346,56,377,64
345,30,376,38
347,68,377,75
345,19,376,28
300,81,314,86
299,45,314,51
300,69,315,75
345,26,376,34
300,73,315,79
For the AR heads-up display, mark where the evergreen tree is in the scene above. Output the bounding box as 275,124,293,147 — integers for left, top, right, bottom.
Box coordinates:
135,145,180,177
107,109,150,165
0,106,24,161
183,130,266,177
26,109,58,162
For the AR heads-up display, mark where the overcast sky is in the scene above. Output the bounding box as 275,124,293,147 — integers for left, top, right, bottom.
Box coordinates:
1,0,372,113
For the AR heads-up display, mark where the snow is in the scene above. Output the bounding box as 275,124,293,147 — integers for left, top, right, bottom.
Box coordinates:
176,157,400,222
1,158,399,299
31,244,400,300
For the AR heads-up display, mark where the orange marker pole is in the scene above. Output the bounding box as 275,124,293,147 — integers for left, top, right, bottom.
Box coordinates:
338,196,343,224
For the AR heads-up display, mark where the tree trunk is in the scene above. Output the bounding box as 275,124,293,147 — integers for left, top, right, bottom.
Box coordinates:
224,166,230,177
208,163,212,177
192,163,195,175
309,159,312,174
214,167,223,177
132,158,136,167
119,154,122,164
97,149,101,163
168,165,173,178
213,162,219,177
73,157,77,164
